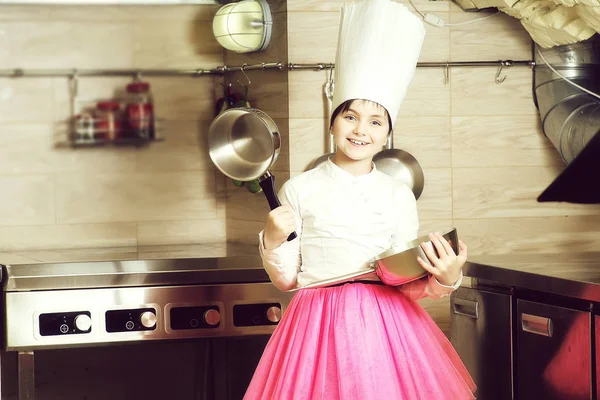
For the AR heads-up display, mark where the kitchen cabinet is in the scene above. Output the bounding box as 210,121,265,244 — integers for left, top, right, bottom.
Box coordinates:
212,336,271,400
456,257,600,400
450,287,513,400
516,299,591,400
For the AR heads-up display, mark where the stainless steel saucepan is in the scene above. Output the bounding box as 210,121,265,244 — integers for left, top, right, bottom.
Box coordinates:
287,227,459,291
208,107,297,241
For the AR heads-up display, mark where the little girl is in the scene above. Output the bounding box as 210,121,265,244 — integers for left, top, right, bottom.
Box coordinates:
244,0,476,398
244,97,475,400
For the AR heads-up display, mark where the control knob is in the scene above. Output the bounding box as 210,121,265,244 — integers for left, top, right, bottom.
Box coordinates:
266,306,282,323
203,309,221,326
74,314,92,331
140,311,157,328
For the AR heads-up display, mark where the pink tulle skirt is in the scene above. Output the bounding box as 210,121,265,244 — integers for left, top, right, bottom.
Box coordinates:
244,282,476,400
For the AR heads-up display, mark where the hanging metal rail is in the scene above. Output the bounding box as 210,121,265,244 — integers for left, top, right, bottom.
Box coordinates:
0,60,535,79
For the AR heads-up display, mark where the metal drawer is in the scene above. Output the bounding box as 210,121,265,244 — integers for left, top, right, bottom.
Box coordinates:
451,287,513,400
516,299,591,400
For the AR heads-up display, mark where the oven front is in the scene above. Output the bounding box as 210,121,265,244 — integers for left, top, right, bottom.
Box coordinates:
1,264,293,400
1,335,274,400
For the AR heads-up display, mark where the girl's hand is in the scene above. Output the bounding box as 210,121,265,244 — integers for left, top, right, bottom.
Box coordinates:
416,232,468,286
263,205,297,250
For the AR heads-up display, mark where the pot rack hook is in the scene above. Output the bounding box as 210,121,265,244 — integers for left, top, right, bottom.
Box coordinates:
495,62,507,84
444,62,449,85
237,63,251,88
69,69,79,97
325,67,334,100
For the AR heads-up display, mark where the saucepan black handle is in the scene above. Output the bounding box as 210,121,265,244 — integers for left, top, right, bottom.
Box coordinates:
259,174,297,242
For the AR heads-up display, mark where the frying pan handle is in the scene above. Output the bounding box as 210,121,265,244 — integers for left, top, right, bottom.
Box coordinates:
385,131,393,150
286,232,297,241
259,174,298,242
326,88,335,154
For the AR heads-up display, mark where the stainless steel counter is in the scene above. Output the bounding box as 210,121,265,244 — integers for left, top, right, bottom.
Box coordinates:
465,252,600,303
1,256,288,352
2,256,269,292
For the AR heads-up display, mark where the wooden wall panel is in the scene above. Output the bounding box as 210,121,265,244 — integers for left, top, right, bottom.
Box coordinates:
451,68,536,116
289,118,326,173
419,297,451,337
451,115,562,168
288,12,339,63
454,216,600,255
450,11,532,61
226,219,268,255
417,168,453,221
289,70,331,119
419,219,455,236
400,69,452,117
288,11,450,63
287,0,449,13
0,223,136,252
394,116,452,168
0,5,224,262
453,167,600,219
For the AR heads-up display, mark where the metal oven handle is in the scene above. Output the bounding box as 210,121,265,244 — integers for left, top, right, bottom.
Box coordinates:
521,313,553,337
453,298,479,319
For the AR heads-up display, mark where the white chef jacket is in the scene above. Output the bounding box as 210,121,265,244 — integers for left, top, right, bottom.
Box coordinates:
259,159,461,299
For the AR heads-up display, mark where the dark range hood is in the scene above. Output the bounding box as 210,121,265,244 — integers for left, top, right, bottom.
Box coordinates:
538,132,600,203
534,35,600,204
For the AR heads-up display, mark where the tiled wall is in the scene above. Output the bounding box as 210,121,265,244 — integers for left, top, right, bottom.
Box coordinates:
285,0,600,333
0,5,227,264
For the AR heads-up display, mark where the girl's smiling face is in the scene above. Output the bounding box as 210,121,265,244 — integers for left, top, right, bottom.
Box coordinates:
330,99,391,171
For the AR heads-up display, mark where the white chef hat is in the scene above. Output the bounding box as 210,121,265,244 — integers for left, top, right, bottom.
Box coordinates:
332,0,426,128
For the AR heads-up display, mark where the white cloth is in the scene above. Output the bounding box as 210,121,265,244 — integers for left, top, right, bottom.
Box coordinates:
332,0,426,127
258,159,462,298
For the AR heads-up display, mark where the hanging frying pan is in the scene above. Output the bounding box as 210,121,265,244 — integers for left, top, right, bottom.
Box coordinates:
208,107,297,241
373,134,425,200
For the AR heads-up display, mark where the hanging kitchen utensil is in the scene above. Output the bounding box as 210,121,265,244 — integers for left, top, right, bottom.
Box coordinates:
218,71,254,189
311,70,336,169
208,107,297,241
232,65,252,108
215,82,238,116
373,134,425,200
287,227,459,291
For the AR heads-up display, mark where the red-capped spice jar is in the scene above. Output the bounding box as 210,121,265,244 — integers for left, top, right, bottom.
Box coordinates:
94,100,122,141
124,81,154,140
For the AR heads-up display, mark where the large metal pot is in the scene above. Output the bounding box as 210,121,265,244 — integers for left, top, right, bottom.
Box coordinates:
374,227,458,286
288,227,458,291
208,107,297,241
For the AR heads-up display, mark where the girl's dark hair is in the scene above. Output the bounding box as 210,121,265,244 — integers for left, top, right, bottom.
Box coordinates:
329,99,393,135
